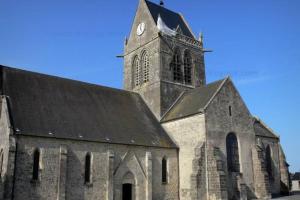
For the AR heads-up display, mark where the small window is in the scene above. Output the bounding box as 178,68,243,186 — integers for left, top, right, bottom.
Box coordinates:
229,106,232,116
0,149,3,176
85,153,92,184
32,149,40,181
162,157,168,184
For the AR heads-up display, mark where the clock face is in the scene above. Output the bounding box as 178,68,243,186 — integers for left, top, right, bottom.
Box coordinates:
137,22,145,36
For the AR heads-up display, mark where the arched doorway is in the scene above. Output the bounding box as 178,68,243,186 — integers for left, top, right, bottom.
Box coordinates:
226,133,240,200
122,172,135,200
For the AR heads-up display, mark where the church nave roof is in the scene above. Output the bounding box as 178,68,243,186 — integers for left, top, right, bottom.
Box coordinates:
0,65,176,148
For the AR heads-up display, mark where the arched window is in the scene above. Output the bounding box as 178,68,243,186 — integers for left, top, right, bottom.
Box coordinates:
142,51,150,83
170,49,182,82
133,56,140,87
226,133,240,172
85,152,92,184
266,145,273,180
0,149,3,176
32,149,40,181
183,50,192,84
162,157,168,183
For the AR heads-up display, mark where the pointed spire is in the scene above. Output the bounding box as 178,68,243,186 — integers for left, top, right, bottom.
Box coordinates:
199,32,204,45
160,0,164,6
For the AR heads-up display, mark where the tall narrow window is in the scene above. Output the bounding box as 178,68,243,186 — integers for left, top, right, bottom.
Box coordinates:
0,149,3,176
32,149,40,181
229,106,232,116
183,50,192,84
266,145,273,180
85,152,92,184
162,157,168,184
133,56,140,87
226,133,240,172
142,51,150,83
170,49,182,82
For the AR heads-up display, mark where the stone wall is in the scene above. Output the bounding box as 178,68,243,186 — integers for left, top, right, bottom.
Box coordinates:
292,181,300,192
0,97,16,200
159,33,205,117
11,135,179,200
257,136,281,195
252,145,271,199
123,0,206,119
204,79,257,199
279,145,290,194
206,145,227,200
123,0,162,119
162,114,206,200
190,143,206,200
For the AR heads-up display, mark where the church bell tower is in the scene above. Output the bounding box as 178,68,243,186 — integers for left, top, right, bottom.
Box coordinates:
123,0,206,120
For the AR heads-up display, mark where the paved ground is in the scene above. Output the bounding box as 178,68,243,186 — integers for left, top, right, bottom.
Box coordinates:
272,192,300,199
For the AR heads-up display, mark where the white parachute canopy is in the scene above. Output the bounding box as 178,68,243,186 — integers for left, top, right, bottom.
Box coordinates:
157,14,177,36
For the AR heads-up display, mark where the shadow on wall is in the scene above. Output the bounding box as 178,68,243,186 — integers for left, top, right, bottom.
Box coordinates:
280,181,290,196
0,175,4,199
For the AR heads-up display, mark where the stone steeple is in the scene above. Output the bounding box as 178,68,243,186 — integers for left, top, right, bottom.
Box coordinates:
123,0,206,119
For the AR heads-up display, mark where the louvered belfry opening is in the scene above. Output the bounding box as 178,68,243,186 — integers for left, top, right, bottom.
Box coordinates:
142,51,150,83
171,49,183,83
183,50,192,84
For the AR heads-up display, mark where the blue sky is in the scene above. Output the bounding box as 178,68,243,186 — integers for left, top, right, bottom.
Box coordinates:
0,0,299,172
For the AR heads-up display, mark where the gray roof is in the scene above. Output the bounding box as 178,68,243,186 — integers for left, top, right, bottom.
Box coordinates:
253,117,279,139
161,78,226,122
292,172,300,180
145,0,194,38
0,65,176,148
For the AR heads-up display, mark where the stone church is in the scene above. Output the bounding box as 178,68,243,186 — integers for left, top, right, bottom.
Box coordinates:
0,0,290,199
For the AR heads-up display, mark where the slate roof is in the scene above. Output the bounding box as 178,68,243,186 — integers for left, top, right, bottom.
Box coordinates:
293,172,300,180
161,78,227,122
253,117,279,139
145,0,194,38
0,65,176,148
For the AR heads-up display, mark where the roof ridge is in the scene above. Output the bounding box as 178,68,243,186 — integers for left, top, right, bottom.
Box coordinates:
160,91,186,121
144,0,194,38
253,116,280,139
178,13,195,39
185,78,227,94
145,0,181,16
0,64,137,96
203,77,229,111
161,78,228,122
